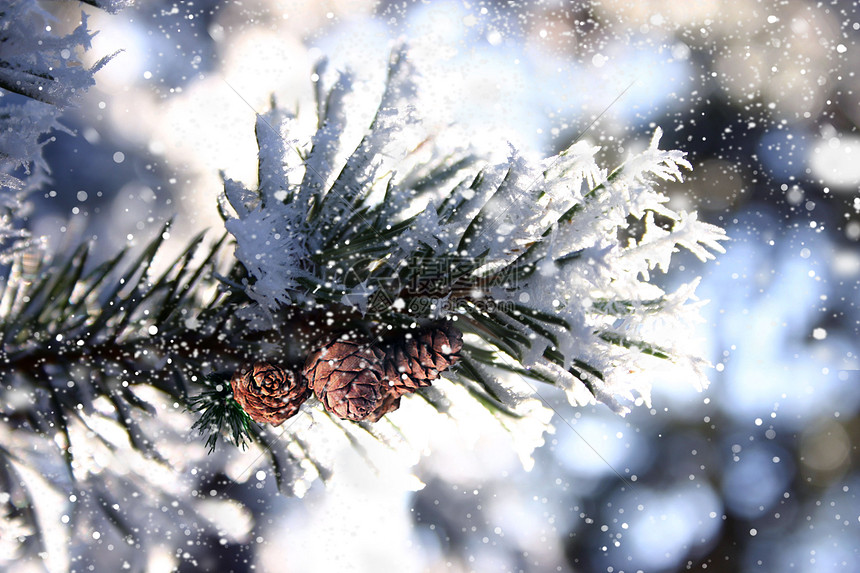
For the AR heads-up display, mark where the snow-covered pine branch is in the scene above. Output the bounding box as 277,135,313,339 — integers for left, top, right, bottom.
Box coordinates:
219,47,728,421
0,0,120,258
0,38,728,565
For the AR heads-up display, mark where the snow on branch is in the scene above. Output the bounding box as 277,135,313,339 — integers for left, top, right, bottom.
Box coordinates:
0,0,121,258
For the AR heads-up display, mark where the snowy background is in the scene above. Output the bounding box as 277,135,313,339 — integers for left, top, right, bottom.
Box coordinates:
6,0,860,571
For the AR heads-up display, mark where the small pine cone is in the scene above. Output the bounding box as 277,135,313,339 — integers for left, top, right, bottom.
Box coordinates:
383,325,463,396
230,362,310,426
302,338,397,422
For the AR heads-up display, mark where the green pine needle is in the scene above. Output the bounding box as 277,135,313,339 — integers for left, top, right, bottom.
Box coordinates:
187,373,257,453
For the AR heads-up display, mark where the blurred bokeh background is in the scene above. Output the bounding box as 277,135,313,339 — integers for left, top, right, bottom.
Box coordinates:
17,0,860,571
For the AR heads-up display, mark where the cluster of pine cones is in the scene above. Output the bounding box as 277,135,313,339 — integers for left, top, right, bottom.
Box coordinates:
230,325,463,425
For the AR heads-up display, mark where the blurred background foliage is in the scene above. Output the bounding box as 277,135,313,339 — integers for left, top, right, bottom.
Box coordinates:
10,0,859,571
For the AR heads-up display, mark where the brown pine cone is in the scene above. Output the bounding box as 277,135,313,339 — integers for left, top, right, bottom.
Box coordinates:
230,362,310,426
383,325,463,397
302,338,397,422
